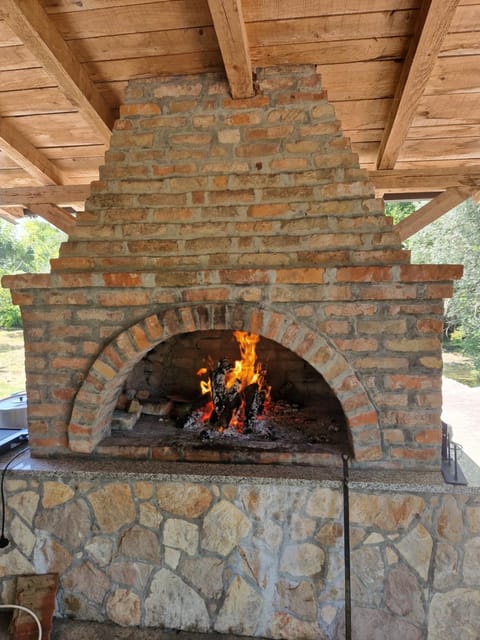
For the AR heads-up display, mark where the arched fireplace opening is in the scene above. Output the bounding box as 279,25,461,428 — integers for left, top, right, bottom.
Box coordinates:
67,305,381,464
108,329,353,463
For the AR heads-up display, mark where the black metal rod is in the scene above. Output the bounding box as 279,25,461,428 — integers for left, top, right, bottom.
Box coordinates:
342,453,352,640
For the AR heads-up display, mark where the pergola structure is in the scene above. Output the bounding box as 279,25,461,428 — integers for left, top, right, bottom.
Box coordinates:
0,0,479,237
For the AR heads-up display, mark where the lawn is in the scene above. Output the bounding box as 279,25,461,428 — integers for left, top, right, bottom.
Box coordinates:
0,329,26,398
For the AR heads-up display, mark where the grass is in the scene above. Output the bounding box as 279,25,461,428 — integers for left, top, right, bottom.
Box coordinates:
0,330,478,400
0,329,26,398
442,351,480,387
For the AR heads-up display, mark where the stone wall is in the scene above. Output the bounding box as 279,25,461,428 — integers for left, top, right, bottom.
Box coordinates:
0,463,478,639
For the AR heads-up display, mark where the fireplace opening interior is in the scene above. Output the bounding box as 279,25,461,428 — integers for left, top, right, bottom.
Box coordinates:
100,330,353,459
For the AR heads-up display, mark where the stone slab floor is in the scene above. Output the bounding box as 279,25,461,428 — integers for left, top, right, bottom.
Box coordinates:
51,620,263,639
0,616,264,639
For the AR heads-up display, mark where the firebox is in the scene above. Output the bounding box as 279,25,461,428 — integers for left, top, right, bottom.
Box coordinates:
100,329,352,464
2,65,462,470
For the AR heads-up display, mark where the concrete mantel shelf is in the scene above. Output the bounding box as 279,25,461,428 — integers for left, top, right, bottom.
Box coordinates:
2,450,476,496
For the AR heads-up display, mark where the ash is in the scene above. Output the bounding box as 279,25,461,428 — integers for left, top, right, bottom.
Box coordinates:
178,401,345,447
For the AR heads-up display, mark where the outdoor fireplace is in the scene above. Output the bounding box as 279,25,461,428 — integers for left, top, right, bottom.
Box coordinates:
3,64,462,469
1,65,475,640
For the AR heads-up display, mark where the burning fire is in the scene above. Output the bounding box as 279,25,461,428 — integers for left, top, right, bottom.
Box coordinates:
196,331,270,431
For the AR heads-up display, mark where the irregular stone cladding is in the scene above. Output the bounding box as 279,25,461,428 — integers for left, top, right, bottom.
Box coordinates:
0,467,478,639
2,65,462,466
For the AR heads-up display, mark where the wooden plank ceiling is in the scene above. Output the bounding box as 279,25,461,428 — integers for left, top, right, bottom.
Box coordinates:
0,0,479,237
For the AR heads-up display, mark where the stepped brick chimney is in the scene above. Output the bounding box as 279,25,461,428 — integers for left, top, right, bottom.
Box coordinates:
3,65,462,469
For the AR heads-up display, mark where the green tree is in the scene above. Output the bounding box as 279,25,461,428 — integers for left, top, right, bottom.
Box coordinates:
0,218,66,327
384,200,416,224
386,199,480,370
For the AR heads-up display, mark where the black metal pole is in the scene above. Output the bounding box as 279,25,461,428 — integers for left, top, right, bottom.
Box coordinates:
342,453,352,640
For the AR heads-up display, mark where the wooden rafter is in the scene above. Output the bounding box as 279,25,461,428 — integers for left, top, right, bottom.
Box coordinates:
26,203,75,235
370,168,480,196
0,185,90,207
394,187,475,240
376,0,460,170
207,0,254,99
0,207,24,224
2,0,114,146
0,117,64,185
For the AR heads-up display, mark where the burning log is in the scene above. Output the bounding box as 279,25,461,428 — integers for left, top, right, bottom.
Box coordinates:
244,382,265,432
210,357,233,417
210,361,242,428
180,331,271,434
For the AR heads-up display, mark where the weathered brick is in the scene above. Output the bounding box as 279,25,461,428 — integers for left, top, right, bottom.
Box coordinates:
245,125,293,140
120,103,161,116
235,142,280,157
224,112,263,126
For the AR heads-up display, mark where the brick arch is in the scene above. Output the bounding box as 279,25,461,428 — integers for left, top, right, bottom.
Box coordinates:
68,304,381,461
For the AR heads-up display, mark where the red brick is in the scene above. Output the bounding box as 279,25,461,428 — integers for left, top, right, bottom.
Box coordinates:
335,337,378,352
248,203,290,218
222,95,269,109
114,119,133,130
235,142,280,157
167,99,197,113
390,447,437,461
153,163,197,176
51,357,90,370
169,133,212,145
357,284,417,301
415,429,442,444
224,112,263,126
103,273,143,287
276,268,325,284
336,266,392,282
270,158,309,171
385,374,438,391
131,325,151,351
120,103,161,116
219,269,270,284
416,318,444,334
183,287,230,302
399,264,463,282
209,189,255,204
423,283,455,299
348,410,378,429
245,125,293,140
96,291,150,306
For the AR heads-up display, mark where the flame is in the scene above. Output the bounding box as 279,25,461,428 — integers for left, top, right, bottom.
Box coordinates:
197,331,270,429
226,331,262,390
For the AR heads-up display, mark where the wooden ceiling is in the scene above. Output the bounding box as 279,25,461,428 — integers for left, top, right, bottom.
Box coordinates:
0,0,479,236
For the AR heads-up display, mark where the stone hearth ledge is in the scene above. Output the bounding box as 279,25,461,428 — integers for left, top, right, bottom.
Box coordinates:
1,450,477,496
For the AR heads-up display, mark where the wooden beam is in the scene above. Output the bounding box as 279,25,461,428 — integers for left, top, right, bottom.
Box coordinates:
370,168,480,195
0,207,24,224
0,117,64,185
376,0,460,170
394,187,473,240
26,203,75,234
2,0,114,146
207,0,254,99
0,185,90,207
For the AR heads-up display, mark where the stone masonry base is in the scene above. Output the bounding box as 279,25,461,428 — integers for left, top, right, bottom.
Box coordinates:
0,455,478,640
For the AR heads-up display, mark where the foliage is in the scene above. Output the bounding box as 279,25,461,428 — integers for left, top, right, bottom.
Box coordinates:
384,200,416,224
0,218,66,328
386,199,480,373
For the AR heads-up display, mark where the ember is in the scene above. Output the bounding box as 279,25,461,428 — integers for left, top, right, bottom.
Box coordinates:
196,331,271,432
